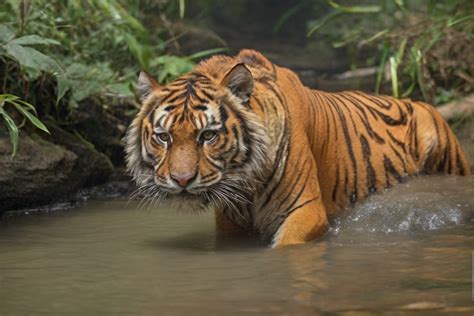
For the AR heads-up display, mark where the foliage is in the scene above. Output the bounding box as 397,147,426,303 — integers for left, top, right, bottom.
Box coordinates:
0,94,49,158
0,0,222,113
306,0,474,104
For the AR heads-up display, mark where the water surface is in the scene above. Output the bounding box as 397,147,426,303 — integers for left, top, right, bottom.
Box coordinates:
1,176,473,315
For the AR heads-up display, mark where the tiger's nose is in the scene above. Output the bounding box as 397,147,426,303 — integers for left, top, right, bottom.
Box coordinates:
170,172,197,188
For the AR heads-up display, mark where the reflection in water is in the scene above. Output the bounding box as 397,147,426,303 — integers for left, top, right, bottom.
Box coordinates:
0,176,473,314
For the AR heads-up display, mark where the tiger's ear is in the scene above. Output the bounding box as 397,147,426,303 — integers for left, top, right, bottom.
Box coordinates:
137,71,161,102
220,63,254,104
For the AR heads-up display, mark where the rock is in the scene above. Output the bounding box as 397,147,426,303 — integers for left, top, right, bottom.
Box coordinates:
0,120,114,212
60,100,130,167
0,134,77,211
41,118,114,187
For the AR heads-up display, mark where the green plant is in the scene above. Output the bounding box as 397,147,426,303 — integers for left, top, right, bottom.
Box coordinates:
306,0,474,104
1,0,224,107
0,94,49,157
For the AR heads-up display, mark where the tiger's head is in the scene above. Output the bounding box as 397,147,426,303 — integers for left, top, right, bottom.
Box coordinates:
125,64,270,211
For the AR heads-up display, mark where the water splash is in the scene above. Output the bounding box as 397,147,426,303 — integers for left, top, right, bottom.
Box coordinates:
331,175,474,235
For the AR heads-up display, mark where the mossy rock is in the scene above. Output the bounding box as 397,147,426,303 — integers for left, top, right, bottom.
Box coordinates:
0,120,114,212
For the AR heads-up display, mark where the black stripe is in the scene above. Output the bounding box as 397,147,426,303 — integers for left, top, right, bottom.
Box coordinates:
360,134,377,194
193,105,208,111
332,166,339,202
162,92,186,104
164,105,177,111
279,171,312,218
219,104,229,124
204,155,224,170
389,143,408,174
338,93,385,144
456,148,466,176
387,129,407,154
199,88,215,100
285,197,318,217
327,95,358,203
384,155,403,185
229,126,241,163
273,155,310,211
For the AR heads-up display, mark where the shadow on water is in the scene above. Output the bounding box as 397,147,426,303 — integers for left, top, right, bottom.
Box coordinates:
144,231,267,252
0,175,473,314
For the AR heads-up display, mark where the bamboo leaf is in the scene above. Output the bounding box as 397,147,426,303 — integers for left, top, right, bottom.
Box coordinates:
11,101,50,134
0,107,19,158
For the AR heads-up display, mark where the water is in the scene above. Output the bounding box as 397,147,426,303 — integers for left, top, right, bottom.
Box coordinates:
0,176,473,315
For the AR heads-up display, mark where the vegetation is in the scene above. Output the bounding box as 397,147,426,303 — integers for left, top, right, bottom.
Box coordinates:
306,0,474,103
0,94,49,157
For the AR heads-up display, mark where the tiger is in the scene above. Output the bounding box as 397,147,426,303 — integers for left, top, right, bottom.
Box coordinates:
125,49,471,248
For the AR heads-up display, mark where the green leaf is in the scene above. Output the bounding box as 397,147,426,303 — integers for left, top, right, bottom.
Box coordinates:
0,24,15,43
375,42,389,94
327,1,381,13
11,101,50,134
56,73,72,104
14,98,36,113
8,35,61,46
124,33,150,69
0,94,19,102
448,14,474,27
0,107,19,158
71,80,103,102
105,82,134,97
179,0,185,18
5,43,62,73
307,11,342,37
389,56,399,98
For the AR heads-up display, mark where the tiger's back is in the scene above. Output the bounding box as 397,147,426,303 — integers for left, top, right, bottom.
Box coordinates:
237,52,470,218
305,90,471,216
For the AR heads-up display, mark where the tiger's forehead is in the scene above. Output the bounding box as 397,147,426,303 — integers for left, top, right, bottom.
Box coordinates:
158,72,216,106
148,72,223,131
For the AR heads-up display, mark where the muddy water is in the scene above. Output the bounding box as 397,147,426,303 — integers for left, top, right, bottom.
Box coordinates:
0,176,473,315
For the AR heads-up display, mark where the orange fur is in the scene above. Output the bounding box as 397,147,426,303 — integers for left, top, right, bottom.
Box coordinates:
126,49,470,248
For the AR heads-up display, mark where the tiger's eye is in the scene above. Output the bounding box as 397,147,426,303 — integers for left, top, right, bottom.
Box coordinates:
157,132,170,143
201,130,217,142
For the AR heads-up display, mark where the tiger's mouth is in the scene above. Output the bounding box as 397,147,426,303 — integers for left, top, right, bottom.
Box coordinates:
163,189,211,212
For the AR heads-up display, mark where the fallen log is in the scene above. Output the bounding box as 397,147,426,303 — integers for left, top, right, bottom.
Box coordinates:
437,94,474,120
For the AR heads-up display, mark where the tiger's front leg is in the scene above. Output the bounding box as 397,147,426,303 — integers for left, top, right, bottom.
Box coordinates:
270,175,329,248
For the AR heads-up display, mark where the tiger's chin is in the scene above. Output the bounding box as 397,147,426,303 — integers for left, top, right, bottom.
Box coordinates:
161,192,212,214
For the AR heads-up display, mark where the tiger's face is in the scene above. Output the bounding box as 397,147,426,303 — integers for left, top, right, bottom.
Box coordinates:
126,64,269,211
